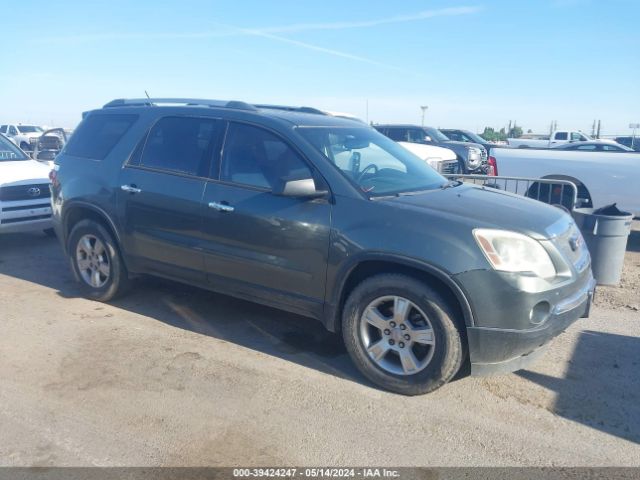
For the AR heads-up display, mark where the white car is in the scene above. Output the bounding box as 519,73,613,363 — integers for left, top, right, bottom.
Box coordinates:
0,124,44,153
490,147,640,217
397,141,460,174
0,134,53,234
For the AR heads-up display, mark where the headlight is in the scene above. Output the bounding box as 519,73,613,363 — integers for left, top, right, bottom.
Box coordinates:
466,147,482,167
473,229,556,278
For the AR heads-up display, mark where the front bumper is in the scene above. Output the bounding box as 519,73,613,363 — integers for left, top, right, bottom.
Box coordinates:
460,271,596,376
0,216,52,234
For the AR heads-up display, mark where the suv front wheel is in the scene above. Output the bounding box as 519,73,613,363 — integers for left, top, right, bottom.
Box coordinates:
68,219,130,302
342,274,464,395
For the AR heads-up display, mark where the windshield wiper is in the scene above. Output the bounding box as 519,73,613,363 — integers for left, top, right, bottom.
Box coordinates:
440,180,462,190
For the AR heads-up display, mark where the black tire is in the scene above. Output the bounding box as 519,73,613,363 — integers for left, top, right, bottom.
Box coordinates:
43,228,56,238
342,274,464,395
67,219,130,302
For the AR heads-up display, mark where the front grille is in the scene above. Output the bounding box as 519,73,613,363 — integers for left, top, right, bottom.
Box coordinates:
439,160,460,175
0,183,50,201
0,214,51,225
554,224,590,272
2,202,51,212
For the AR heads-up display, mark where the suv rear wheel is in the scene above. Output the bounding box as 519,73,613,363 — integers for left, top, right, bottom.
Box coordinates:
342,274,464,395
68,219,130,301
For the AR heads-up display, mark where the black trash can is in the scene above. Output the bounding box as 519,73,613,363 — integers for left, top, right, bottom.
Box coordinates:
572,205,633,286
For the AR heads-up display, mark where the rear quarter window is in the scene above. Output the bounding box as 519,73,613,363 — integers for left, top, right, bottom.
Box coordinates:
64,113,138,160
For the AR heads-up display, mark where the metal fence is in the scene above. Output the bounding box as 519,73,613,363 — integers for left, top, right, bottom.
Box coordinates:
443,174,579,211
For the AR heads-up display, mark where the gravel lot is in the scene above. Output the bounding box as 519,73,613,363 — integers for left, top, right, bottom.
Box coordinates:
0,223,639,467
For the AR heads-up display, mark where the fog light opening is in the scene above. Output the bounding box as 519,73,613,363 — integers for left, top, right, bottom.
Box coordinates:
530,301,551,325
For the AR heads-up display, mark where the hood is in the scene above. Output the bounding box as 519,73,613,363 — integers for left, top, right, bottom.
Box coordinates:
398,142,457,161
0,160,51,186
382,183,569,240
19,132,41,139
444,140,485,152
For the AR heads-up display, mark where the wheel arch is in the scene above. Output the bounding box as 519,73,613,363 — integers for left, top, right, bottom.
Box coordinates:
539,174,593,207
326,254,475,333
62,202,122,254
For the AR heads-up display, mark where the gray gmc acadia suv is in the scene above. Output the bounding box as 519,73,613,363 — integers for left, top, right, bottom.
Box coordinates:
51,98,596,395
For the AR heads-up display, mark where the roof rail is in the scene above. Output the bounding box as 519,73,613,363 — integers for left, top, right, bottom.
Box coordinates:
102,98,257,111
253,104,327,115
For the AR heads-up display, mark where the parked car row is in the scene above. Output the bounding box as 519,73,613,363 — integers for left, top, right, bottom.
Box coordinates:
373,124,488,174
9,98,637,397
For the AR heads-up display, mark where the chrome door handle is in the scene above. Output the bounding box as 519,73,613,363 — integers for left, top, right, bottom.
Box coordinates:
208,201,234,213
121,184,142,194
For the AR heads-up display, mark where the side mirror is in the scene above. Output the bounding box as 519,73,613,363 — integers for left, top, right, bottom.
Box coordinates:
273,177,328,199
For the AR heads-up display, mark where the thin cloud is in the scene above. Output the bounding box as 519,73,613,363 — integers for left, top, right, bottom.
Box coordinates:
226,25,404,71
37,6,482,44
253,6,483,34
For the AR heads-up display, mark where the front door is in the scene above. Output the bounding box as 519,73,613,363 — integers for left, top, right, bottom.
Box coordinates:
200,122,332,316
117,115,224,283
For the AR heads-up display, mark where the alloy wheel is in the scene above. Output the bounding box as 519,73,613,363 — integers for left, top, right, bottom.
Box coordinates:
359,295,436,375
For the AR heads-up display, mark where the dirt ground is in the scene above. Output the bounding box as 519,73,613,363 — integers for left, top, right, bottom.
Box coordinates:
0,226,638,467
594,220,640,311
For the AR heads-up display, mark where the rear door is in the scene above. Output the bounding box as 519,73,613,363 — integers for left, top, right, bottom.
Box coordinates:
200,121,332,316
117,115,224,282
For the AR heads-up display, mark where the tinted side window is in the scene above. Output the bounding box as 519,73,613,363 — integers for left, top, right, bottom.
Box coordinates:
140,116,222,177
576,144,597,150
8,126,18,135
571,132,585,141
444,131,462,141
602,144,621,151
554,132,568,140
386,128,407,142
221,123,311,190
65,114,138,160
407,129,427,143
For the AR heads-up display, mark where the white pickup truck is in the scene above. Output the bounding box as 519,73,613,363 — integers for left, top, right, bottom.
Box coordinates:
0,134,53,234
507,130,619,149
0,124,44,153
490,147,640,217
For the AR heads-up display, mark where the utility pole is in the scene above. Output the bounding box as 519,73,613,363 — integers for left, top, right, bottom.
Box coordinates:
596,120,601,139
630,123,640,149
420,106,428,127
591,120,596,137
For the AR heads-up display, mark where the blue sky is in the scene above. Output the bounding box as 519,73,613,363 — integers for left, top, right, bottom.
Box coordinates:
2,0,638,134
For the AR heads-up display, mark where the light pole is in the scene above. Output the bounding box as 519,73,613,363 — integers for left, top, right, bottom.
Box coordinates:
420,106,428,127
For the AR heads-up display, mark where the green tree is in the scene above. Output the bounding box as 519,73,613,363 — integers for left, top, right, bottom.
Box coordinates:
480,127,508,142
509,126,523,138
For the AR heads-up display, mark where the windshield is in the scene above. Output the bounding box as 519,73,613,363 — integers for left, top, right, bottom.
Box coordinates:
424,127,450,142
0,135,29,161
452,130,485,144
298,126,446,197
17,125,43,134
